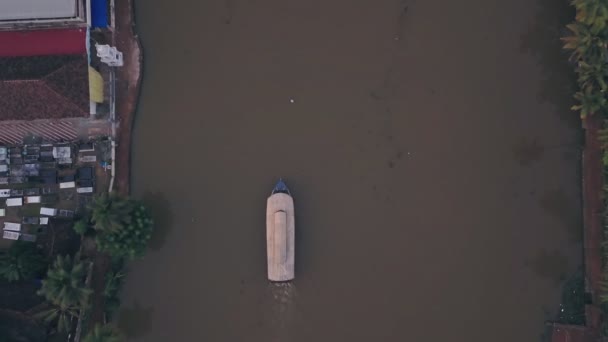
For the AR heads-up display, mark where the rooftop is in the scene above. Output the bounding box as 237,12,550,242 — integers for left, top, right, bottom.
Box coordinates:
0,28,85,57
0,54,90,120
0,0,77,21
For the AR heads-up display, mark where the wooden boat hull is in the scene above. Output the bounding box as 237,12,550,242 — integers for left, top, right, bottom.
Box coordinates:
266,192,295,281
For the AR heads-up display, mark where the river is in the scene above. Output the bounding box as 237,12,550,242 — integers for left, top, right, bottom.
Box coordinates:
121,0,582,341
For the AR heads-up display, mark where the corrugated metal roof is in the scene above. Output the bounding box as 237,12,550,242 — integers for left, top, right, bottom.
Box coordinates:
0,0,77,21
3,231,20,240
4,222,21,231
6,198,22,206
40,207,57,216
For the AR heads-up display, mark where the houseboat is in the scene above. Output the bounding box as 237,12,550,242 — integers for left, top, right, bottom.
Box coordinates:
266,179,295,282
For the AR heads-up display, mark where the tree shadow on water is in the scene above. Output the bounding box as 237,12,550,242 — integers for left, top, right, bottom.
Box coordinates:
524,248,569,284
520,0,578,128
141,192,174,251
538,188,582,243
117,301,155,339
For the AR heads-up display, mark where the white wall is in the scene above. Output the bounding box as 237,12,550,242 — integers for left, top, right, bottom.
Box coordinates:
0,0,77,21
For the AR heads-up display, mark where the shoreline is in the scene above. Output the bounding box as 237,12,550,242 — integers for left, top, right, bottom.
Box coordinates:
550,115,603,340
113,0,143,197
580,115,603,332
581,115,602,308
88,0,143,326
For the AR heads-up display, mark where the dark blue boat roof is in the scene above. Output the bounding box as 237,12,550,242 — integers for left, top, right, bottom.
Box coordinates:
272,179,290,195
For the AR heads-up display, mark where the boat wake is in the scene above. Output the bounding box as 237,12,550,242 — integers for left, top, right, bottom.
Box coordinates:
266,282,297,341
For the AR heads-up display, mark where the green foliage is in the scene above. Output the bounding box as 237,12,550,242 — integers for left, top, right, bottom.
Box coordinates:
83,324,122,342
573,86,608,116
578,60,608,91
73,219,90,236
37,255,91,308
95,201,153,259
572,0,608,34
103,269,125,318
562,23,606,63
35,304,79,333
90,193,134,233
0,241,47,282
602,280,608,304
598,126,608,163
603,151,608,167
563,0,608,117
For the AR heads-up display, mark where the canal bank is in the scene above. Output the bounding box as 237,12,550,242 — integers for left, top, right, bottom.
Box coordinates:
112,0,143,197
548,0,608,339
122,0,583,341
548,115,602,342
89,0,143,326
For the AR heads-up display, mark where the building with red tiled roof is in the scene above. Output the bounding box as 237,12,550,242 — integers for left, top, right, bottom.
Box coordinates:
0,25,106,121
0,54,90,120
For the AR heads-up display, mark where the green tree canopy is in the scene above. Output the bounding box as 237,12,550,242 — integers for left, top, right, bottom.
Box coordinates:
90,193,134,233
35,303,79,333
73,219,90,236
562,0,608,117
95,201,154,259
0,241,47,282
37,255,91,308
104,270,125,317
571,0,608,34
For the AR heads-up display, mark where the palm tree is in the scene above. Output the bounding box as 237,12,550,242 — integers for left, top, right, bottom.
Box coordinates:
103,270,125,316
562,22,607,63
83,324,122,342
37,255,92,308
0,241,47,282
572,0,608,34
95,203,154,259
599,126,608,166
572,85,607,117
35,303,79,333
577,59,608,91
90,193,133,232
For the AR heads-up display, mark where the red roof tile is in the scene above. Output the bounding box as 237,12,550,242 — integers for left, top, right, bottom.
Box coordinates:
0,54,90,120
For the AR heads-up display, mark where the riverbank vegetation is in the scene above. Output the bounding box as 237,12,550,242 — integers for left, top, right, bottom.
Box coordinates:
562,0,608,334
563,0,608,118
36,254,91,333
83,323,122,342
71,193,152,339
0,241,47,282
91,194,154,259
0,193,153,341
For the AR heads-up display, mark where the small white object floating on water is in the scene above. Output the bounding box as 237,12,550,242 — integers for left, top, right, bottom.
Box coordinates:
266,179,295,282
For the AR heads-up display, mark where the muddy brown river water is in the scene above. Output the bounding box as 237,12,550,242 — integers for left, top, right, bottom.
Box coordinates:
121,0,583,341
